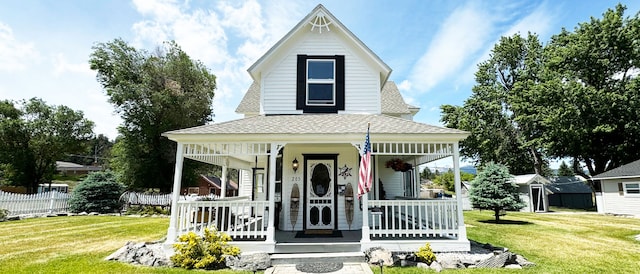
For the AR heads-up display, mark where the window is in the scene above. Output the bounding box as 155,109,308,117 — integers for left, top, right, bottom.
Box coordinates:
624,182,640,196
297,55,344,113
307,60,335,105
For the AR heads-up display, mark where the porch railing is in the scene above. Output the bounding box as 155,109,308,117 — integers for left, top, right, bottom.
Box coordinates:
368,199,459,239
176,197,269,240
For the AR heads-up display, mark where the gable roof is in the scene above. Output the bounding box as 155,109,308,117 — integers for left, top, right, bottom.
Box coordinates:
163,113,468,142
247,4,391,85
513,174,551,185
235,81,412,115
592,159,640,180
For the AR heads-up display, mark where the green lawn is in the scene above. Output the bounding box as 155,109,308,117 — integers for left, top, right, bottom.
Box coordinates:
0,216,252,274
461,211,640,273
1,212,639,273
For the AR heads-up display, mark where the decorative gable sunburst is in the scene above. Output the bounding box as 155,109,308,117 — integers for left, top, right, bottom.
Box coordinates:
309,11,332,33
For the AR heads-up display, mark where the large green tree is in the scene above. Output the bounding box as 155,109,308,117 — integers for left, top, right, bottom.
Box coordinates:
89,39,216,191
532,4,640,176
441,33,547,175
0,99,94,192
469,162,524,222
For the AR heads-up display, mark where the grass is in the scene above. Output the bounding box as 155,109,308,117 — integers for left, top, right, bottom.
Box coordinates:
461,210,640,273
0,216,254,274
1,212,639,273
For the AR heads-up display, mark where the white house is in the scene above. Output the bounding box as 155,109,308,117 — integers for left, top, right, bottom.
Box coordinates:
592,159,640,216
162,4,470,253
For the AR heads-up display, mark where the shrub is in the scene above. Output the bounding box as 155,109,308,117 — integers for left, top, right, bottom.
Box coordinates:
68,171,124,213
171,228,241,270
125,205,169,216
0,208,8,221
415,243,436,265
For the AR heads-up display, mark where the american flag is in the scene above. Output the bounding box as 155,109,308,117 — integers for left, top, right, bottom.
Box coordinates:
358,125,372,198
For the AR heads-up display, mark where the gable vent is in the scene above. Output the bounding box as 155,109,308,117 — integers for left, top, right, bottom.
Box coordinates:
309,11,332,33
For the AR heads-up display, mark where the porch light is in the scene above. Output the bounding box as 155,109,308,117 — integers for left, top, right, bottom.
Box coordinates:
292,158,299,172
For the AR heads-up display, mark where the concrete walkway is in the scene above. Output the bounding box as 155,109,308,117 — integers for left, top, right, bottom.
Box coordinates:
265,263,373,274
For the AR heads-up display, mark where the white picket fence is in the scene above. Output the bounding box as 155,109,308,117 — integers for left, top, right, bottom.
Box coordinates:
0,191,72,216
119,191,173,209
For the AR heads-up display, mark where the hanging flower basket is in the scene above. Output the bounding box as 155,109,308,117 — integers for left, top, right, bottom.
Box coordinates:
385,158,412,172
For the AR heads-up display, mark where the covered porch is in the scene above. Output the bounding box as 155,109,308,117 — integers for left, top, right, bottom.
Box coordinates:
163,114,470,253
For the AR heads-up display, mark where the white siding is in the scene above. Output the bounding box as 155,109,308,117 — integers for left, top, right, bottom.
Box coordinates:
279,144,362,231
599,178,640,216
238,169,253,197
377,162,405,199
261,30,381,115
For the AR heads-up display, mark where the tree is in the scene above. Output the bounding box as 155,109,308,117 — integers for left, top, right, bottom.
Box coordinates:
0,99,94,192
432,169,474,192
557,161,574,176
533,4,640,176
89,39,216,191
441,33,547,175
469,162,524,222
63,134,113,167
69,171,124,213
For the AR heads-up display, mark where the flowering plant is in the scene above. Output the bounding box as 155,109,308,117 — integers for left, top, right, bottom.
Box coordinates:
385,158,412,172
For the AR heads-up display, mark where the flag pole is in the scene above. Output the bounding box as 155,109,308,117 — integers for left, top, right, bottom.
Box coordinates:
361,122,371,243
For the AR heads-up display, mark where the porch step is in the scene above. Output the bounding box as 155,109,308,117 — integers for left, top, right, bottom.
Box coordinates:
274,242,361,253
270,252,365,265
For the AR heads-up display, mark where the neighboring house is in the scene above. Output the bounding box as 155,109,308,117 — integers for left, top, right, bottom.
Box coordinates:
514,174,550,213
162,5,470,253
181,175,238,197
56,161,102,175
460,175,549,212
592,159,640,216
546,176,594,209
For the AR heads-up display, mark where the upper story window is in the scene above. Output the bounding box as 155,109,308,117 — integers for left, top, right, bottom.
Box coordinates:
307,60,335,106
297,55,344,113
624,182,640,196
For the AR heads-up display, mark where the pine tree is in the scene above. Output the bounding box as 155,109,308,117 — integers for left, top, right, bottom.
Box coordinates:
469,162,524,222
557,161,574,176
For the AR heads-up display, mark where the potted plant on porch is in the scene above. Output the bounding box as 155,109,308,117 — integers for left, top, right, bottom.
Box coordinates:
385,158,412,172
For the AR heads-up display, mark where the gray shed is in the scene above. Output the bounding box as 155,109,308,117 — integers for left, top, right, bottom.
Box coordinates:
546,176,594,209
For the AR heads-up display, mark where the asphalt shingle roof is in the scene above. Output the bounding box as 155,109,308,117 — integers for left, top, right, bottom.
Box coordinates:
592,159,640,179
164,114,466,135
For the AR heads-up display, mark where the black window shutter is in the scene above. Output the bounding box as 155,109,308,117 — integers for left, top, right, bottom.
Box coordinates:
335,55,345,110
296,55,307,110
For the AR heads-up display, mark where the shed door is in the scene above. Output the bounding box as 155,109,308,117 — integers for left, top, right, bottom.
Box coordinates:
531,185,545,212
305,159,335,230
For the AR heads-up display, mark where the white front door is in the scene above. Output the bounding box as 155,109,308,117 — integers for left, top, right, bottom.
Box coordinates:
305,159,335,230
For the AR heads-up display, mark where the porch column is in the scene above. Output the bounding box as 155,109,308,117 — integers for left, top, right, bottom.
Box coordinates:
453,142,467,240
221,163,228,198
166,142,185,242
265,143,282,243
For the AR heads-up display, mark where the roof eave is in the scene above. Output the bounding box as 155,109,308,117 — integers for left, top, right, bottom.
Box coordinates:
163,132,469,144
247,4,391,83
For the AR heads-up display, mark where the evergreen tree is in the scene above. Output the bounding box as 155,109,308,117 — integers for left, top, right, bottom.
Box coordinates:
469,162,524,222
557,161,574,176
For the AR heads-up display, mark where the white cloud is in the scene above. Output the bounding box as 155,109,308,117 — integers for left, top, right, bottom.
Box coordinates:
0,22,39,72
406,2,495,94
397,80,412,91
52,53,93,77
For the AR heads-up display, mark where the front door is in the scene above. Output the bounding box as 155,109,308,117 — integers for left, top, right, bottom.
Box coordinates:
305,158,336,230
531,185,545,212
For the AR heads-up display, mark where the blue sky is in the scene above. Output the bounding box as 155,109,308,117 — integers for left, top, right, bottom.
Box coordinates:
1,0,638,146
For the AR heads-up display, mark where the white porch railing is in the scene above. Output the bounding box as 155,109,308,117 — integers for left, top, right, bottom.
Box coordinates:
368,199,459,239
0,191,72,215
176,197,269,240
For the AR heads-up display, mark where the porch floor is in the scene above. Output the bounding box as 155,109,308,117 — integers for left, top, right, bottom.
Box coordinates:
275,230,362,243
